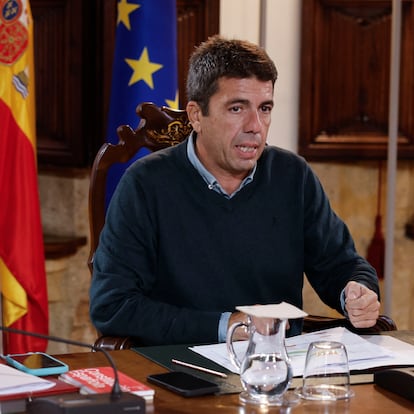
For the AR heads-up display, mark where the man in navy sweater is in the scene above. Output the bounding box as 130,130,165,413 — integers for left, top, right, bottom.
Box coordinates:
90,35,380,346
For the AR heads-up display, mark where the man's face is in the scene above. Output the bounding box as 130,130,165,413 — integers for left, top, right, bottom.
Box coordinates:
188,77,274,183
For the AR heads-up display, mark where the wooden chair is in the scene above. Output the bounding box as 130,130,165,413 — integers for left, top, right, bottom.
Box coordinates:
87,102,192,274
88,102,397,350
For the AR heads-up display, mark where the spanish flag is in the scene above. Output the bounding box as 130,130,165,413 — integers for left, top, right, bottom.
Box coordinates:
0,0,48,353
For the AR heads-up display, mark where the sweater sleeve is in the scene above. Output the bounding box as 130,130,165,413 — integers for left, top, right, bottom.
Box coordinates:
89,170,221,345
302,165,380,314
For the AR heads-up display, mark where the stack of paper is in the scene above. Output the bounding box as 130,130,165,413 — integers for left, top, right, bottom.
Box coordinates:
190,327,414,377
0,363,55,396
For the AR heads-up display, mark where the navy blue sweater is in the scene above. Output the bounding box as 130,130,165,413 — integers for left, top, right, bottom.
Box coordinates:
90,140,379,345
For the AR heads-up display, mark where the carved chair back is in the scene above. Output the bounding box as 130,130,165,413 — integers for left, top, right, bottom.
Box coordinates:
88,102,192,273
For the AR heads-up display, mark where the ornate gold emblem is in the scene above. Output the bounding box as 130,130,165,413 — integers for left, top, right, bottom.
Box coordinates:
0,0,27,65
147,119,193,146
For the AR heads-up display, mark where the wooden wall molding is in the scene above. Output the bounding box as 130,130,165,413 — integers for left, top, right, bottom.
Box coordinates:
299,0,414,160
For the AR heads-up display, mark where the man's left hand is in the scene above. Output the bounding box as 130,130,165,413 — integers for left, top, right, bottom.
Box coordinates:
344,281,380,328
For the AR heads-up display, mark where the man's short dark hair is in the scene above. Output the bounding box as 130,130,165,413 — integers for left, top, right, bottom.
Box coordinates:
186,35,278,115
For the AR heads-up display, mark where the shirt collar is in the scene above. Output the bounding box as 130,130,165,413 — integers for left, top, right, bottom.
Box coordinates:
187,131,256,198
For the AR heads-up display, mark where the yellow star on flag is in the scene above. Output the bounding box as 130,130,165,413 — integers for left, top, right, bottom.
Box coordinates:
117,0,140,30
165,91,179,109
125,47,163,89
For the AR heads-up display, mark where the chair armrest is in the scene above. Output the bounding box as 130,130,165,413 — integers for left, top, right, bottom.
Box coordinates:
302,314,397,334
92,315,397,350
93,335,134,351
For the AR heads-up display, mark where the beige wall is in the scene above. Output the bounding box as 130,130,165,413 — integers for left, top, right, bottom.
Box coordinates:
39,1,414,352
40,172,93,353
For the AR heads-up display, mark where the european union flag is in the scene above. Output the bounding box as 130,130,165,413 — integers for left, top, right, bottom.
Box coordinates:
105,0,178,207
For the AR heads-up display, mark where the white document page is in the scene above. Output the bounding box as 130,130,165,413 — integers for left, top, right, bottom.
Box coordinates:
190,327,413,377
351,334,414,371
0,363,55,396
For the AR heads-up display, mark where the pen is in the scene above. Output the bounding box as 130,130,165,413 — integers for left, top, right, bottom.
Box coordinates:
171,358,228,378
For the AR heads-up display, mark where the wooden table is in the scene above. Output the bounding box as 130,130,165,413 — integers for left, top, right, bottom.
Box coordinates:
56,343,414,414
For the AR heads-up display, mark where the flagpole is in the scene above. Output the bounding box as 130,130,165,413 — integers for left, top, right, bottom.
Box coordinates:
384,0,401,316
259,0,267,48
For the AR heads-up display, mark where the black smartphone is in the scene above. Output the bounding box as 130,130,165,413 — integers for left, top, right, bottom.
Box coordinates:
147,371,220,397
4,352,69,376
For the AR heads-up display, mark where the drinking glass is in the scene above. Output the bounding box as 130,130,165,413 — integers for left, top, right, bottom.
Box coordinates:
296,341,354,401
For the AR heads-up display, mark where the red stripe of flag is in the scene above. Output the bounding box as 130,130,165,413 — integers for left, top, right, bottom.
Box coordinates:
0,98,48,352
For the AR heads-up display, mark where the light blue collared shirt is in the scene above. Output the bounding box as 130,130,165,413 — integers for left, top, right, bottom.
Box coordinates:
187,132,255,341
187,132,256,199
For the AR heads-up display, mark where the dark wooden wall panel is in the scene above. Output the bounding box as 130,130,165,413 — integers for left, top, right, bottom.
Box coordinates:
177,0,219,106
32,0,219,169
32,0,87,166
299,0,414,160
